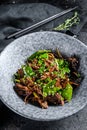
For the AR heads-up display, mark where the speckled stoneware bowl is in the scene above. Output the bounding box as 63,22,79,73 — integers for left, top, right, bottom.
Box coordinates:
0,32,87,121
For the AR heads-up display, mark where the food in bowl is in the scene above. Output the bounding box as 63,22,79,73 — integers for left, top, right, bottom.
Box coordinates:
14,49,81,109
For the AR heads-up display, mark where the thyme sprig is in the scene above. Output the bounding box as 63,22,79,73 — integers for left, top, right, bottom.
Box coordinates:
54,12,80,31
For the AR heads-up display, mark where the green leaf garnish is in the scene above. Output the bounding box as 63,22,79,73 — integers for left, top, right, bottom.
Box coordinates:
62,83,73,101
22,65,35,77
28,50,51,61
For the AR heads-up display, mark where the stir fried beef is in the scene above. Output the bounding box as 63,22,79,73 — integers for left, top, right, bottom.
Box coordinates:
14,49,81,108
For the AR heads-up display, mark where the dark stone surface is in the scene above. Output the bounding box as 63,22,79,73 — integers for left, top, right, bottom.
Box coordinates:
0,1,87,130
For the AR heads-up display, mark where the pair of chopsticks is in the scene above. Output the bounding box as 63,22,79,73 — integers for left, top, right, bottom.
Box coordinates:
6,6,78,39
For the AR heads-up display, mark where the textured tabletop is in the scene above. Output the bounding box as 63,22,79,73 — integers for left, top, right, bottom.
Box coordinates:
0,2,87,130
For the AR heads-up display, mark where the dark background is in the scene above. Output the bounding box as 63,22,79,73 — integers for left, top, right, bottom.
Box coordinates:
0,0,87,130
0,0,86,9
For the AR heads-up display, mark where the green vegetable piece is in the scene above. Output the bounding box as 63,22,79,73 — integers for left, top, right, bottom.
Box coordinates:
44,77,51,83
38,64,46,74
28,50,51,60
43,86,61,97
38,59,43,65
62,83,73,101
53,86,61,92
61,67,70,75
46,79,56,88
22,65,35,77
14,79,20,83
36,79,41,84
42,79,61,97
56,59,69,68
39,53,48,59
33,92,38,98
77,73,81,78
43,92,48,97
55,59,70,78
58,59,64,66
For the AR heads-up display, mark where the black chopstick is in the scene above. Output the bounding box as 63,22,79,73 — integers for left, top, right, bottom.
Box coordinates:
6,6,78,39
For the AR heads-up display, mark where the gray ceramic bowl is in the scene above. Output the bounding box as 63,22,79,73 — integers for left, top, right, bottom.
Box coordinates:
0,32,87,121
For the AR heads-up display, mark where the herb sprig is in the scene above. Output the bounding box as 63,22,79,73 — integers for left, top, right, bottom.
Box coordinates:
54,12,80,31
